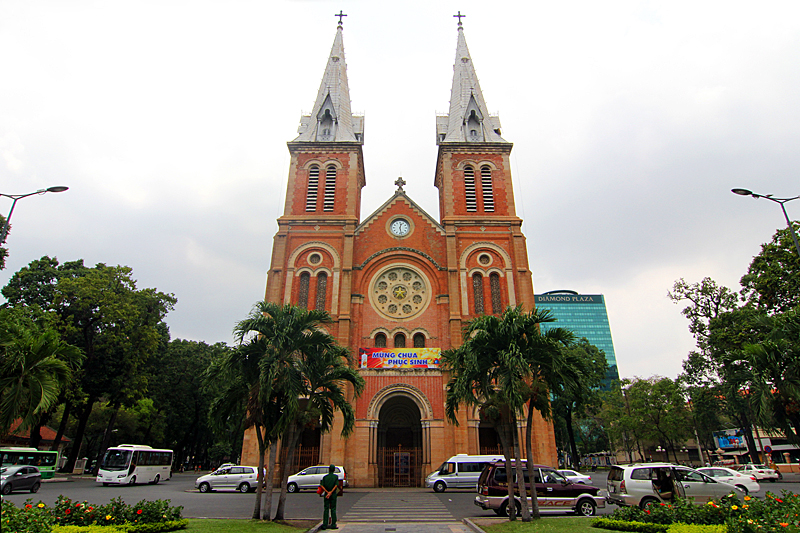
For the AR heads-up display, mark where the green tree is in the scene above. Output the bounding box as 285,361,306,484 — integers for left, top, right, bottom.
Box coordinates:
219,302,365,521
740,223,800,313
623,377,692,461
444,306,568,521
0,307,83,436
551,339,608,467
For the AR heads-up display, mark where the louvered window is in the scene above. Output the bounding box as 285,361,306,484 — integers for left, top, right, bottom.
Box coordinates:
464,166,477,212
490,273,502,314
394,333,406,348
323,166,336,211
375,333,387,347
481,166,494,212
413,333,426,348
298,272,310,309
472,273,485,315
306,166,319,211
315,272,328,310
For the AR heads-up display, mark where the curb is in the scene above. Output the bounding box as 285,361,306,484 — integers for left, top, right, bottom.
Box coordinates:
463,518,488,533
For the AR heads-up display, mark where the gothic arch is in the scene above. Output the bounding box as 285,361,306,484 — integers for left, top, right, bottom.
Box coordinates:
459,242,516,314
285,242,342,311
367,383,434,421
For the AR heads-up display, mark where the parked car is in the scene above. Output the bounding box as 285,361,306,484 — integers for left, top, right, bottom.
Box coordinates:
697,466,760,495
426,454,504,492
607,463,740,509
287,465,347,493
195,465,259,493
733,464,781,482
1,465,42,495
558,469,592,484
474,460,605,517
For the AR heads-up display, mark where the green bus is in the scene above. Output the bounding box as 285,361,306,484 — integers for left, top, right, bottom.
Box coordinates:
0,447,60,479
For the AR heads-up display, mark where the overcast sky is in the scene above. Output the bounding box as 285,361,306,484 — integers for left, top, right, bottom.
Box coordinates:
2,1,799,381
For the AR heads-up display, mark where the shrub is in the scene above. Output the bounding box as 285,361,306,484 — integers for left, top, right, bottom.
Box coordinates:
667,525,726,533
53,525,128,533
592,517,669,533
1,499,54,533
126,519,189,533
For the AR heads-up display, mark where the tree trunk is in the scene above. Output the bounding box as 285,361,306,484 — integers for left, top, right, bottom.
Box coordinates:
262,441,278,520
51,400,71,453
253,425,265,520
495,416,516,521
93,404,120,475
29,419,44,449
565,404,580,468
525,402,540,519
511,412,531,522
274,422,302,520
63,397,96,473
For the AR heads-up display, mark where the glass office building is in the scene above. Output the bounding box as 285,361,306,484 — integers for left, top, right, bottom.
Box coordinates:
534,290,620,389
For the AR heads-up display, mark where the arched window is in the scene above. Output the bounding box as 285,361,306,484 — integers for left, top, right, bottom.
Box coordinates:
490,272,502,314
315,272,328,311
306,166,319,211
481,166,494,212
472,273,485,315
464,166,477,212
394,333,406,348
298,272,310,309
413,333,426,348
375,333,387,348
323,165,336,211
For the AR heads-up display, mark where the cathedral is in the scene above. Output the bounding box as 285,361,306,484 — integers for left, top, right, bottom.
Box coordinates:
240,17,558,488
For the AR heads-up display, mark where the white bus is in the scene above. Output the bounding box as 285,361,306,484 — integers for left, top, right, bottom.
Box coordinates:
96,444,173,486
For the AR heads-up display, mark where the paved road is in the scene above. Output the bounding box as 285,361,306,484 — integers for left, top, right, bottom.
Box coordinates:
4,470,799,522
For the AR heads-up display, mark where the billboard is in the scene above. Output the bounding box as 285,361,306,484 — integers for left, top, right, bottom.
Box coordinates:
359,348,441,369
713,429,744,450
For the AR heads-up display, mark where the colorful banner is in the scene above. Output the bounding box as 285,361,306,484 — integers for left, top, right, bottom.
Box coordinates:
359,348,441,369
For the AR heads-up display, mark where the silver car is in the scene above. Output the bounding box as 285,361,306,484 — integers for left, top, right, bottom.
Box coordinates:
697,466,761,495
196,465,259,493
607,463,740,508
287,465,347,493
1,465,42,494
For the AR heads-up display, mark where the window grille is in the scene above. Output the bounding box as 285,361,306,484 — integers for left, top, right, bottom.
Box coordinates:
323,166,336,211
394,333,406,348
306,166,319,211
413,333,425,348
490,273,502,314
375,333,387,348
298,272,310,309
472,273,485,315
464,166,477,212
315,272,328,310
481,166,494,212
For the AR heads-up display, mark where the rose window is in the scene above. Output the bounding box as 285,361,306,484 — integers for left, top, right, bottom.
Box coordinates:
370,266,430,319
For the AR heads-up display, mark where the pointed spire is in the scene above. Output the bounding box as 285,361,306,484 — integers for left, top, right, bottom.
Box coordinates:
437,16,506,144
294,17,363,143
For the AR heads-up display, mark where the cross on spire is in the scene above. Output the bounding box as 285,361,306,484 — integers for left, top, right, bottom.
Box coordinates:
335,10,347,26
454,11,465,27
395,177,406,192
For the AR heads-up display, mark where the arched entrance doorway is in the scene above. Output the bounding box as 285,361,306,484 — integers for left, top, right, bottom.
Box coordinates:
377,395,422,487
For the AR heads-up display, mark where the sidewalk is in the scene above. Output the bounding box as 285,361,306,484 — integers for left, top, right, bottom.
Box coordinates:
307,519,488,533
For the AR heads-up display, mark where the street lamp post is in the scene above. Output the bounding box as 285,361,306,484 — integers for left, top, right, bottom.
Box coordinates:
732,188,800,258
0,186,69,244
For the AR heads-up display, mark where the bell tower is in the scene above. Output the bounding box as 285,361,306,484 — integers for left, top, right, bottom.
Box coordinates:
435,17,536,340
265,16,364,347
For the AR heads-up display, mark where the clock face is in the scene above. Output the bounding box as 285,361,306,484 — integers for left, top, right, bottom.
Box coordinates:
390,219,410,236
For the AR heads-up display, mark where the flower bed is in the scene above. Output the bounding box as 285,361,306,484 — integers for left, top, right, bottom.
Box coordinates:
1,496,186,533
594,492,800,533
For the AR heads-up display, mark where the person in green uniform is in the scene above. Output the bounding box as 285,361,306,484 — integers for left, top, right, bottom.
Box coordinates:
320,464,341,529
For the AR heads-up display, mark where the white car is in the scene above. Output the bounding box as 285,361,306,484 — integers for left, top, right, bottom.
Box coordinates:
734,464,781,482
557,469,592,484
287,465,347,493
697,467,760,495
196,465,259,493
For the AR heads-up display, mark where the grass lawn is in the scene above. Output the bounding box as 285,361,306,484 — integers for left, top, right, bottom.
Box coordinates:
481,516,598,533
185,519,312,532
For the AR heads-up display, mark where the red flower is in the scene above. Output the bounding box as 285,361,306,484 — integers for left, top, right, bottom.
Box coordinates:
137,510,142,515
777,498,784,503
25,504,32,509
646,510,651,514
65,509,71,514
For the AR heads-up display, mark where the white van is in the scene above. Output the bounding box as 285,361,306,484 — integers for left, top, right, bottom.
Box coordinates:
425,454,504,492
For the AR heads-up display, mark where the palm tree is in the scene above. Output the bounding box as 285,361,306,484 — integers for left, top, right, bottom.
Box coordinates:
443,306,542,521
228,302,365,521
0,311,83,436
